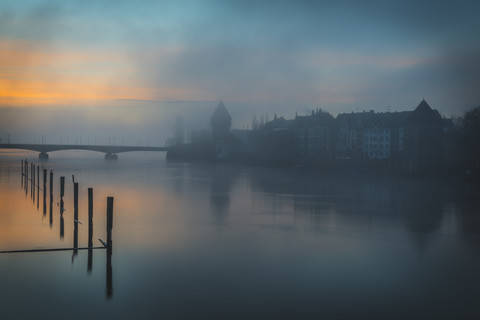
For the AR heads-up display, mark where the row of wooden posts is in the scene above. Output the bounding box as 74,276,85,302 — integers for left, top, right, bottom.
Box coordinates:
17,159,113,298
19,158,113,249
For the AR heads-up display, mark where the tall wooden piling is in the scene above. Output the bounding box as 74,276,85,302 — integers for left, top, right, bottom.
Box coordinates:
25,160,27,183
36,165,40,209
74,182,78,216
43,169,47,215
106,245,113,299
106,197,114,248
60,176,65,199
60,176,65,216
31,163,34,197
25,160,28,192
31,163,34,199
106,196,114,299
73,182,79,256
88,188,93,274
32,163,35,202
49,170,53,227
21,160,24,188
88,188,93,248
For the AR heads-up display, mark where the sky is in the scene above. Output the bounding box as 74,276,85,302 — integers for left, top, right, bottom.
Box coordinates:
1,0,479,144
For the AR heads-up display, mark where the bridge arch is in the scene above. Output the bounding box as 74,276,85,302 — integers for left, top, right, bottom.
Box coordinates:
0,143,170,160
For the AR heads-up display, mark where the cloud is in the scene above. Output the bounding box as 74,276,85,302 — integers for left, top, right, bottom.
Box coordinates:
1,0,480,125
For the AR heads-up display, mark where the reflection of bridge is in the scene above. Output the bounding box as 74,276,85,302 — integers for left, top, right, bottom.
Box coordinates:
0,143,170,160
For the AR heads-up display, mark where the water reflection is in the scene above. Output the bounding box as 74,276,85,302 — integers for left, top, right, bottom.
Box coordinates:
246,168,466,252
106,246,113,299
60,214,64,239
455,183,480,251
209,164,236,226
2,155,480,319
1,158,115,302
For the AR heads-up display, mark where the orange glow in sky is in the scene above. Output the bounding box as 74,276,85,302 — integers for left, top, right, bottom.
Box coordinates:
0,39,164,106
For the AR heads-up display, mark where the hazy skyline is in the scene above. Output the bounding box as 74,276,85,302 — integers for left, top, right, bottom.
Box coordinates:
1,0,479,143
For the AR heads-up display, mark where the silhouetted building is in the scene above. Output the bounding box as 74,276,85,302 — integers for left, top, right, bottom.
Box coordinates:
402,99,443,174
295,109,336,161
336,112,370,160
211,101,232,141
336,110,411,162
169,98,453,174
253,115,296,164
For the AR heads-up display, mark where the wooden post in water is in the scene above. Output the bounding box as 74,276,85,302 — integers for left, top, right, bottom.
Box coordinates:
106,197,114,248
43,169,47,215
74,182,78,216
87,188,93,274
60,176,65,199
73,182,79,256
25,160,28,194
32,163,34,197
21,160,24,188
60,176,65,217
88,188,93,248
49,170,53,227
106,196,114,299
25,160,28,193
31,163,33,199
32,164,35,202
37,165,40,209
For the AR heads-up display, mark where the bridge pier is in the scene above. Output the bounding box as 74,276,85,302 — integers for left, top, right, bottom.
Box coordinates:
39,152,49,160
105,153,118,160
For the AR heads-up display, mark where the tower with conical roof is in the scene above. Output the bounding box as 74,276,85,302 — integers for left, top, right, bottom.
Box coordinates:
402,99,443,174
210,101,232,140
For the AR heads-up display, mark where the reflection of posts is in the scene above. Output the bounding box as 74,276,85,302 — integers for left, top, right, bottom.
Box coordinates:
49,170,53,227
87,188,93,274
106,197,114,299
106,245,113,299
60,214,64,239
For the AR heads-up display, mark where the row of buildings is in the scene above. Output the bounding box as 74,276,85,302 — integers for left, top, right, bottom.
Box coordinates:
168,100,456,175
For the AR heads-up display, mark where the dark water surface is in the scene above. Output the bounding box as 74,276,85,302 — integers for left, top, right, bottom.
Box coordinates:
1,151,480,319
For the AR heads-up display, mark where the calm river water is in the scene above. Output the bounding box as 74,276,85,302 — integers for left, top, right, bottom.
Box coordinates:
1,150,480,319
